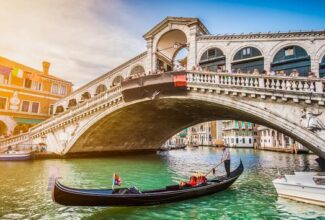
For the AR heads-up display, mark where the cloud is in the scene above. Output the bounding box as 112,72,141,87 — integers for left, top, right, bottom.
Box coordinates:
0,0,145,88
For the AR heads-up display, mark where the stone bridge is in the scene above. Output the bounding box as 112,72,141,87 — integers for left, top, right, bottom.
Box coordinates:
1,71,325,158
2,16,325,158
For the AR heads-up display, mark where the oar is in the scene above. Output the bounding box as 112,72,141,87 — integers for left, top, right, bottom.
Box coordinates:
205,161,224,177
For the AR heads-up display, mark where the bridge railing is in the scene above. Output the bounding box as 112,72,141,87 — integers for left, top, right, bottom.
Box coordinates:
187,71,325,94
0,85,123,149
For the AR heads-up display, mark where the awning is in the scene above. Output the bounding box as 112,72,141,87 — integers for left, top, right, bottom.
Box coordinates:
14,118,44,125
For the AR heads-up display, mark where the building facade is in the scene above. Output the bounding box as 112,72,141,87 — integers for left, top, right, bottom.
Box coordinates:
222,120,255,148
257,126,309,153
0,56,72,137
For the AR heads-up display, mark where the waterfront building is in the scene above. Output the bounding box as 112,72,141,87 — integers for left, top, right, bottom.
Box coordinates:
0,56,72,137
257,126,309,153
186,122,212,146
222,120,254,148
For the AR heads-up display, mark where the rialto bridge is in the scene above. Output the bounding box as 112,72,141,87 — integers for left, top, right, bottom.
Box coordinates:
1,17,325,158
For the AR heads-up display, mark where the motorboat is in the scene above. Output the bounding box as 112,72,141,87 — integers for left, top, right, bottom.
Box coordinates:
52,160,243,206
0,150,32,161
273,171,325,207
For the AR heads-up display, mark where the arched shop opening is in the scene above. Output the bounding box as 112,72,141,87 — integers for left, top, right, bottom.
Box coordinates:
0,120,8,136
130,65,145,77
81,92,91,102
112,76,124,87
320,55,325,78
231,47,264,73
199,47,226,72
156,29,187,71
173,47,188,69
271,45,310,76
95,84,107,95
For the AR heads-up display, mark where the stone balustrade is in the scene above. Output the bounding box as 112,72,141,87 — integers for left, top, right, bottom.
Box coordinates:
187,71,325,94
0,86,123,150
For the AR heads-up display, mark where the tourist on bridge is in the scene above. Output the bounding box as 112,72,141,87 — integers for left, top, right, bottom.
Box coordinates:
221,145,231,177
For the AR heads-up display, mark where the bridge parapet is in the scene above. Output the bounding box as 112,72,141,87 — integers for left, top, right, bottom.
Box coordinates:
187,71,325,104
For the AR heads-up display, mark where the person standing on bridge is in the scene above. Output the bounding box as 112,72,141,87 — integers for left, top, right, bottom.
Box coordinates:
221,145,231,178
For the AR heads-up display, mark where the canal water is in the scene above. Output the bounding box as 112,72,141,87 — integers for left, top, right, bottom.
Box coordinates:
0,148,324,220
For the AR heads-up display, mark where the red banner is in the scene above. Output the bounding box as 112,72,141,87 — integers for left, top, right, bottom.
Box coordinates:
173,74,187,87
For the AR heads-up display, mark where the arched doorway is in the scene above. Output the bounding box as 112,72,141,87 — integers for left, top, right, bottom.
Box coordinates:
271,45,310,76
320,55,325,78
112,75,124,87
156,29,187,71
95,84,107,95
231,47,264,73
0,120,8,136
173,47,188,70
130,65,145,78
199,47,225,72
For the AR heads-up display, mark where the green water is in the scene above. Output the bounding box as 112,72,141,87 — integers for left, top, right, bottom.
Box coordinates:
0,148,325,220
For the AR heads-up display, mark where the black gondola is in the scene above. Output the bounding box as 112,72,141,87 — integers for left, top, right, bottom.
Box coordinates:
52,160,243,206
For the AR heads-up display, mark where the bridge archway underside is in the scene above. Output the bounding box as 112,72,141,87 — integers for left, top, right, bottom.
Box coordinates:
68,93,325,158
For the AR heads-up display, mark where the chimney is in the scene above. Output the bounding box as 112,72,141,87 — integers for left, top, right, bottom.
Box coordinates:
42,61,50,75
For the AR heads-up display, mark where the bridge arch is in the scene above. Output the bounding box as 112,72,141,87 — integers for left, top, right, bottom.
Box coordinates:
271,45,311,76
231,46,264,73
63,95,325,157
198,47,226,72
155,29,188,71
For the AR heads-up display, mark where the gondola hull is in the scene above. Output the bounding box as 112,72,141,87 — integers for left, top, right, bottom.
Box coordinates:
53,161,243,206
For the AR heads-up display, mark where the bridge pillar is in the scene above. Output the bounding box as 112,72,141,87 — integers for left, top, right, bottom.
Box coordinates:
187,26,198,69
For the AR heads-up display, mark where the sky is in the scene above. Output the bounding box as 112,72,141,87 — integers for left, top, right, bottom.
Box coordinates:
0,0,325,89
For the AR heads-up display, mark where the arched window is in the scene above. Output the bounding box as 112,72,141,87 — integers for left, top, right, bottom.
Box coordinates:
130,65,145,77
320,55,325,78
271,45,310,76
81,92,91,101
199,48,225,72
231,47,264,73
95,84,107,95
112,75,124,87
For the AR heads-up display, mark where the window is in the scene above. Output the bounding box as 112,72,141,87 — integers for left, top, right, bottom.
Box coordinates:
249,138,252,144
0,74,9,84
236,138,238,144
21,101,30,112
31,102,39,113
243,48,251,56
231,138,234,143
0,97,6,109
60,85,67,95
285,47,294,56
24,78,32,89
243,138,246,144
31,81,41,90
52,84,58,94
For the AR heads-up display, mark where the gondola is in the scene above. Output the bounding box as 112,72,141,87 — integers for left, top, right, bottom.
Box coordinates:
52,160,243,206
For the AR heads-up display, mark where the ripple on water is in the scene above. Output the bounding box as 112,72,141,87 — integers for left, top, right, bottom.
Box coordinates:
0,148,325,220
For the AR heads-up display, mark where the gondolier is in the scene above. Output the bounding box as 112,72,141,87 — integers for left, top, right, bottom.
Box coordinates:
221,145,231,177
